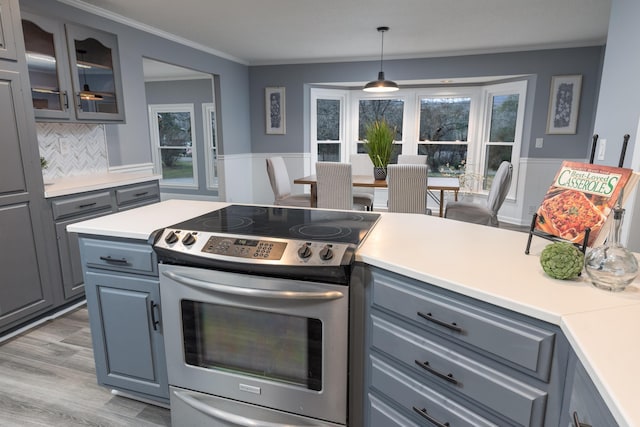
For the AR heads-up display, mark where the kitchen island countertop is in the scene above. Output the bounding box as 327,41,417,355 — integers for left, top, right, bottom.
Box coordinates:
68,200,640,426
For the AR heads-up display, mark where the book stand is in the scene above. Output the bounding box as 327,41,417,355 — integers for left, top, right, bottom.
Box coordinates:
524,213,590,255
525,133,629,256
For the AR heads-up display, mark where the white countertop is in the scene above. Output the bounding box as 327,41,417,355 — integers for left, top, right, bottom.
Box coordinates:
67,201,640,426
44,172,162,198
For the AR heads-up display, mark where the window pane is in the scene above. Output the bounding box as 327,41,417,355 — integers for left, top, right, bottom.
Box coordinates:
357,143,401,164
484,145,512,190
419,97,470,141
418,143,468,177
317,143,341,162
358,99,403,140
157,111,194,184
316,99,340,141
489,94,518,142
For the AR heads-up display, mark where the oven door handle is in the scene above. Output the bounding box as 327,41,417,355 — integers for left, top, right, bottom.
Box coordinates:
163,270,345,300
173,389,319,427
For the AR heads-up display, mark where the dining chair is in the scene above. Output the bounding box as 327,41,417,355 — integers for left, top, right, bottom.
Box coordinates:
398,154,428,165
266,156,312,207
316,162,367,210
387,164,430,214
444,161,513,227
349,154,375,211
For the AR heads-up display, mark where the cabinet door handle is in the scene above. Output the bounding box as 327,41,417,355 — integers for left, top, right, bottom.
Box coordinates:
76,93,83,110
150,301,160,331
99,255,128,265
417,311,463,333
415,360,459,385
572,411,592,427
62,91,69,109
78,202,97,209
412,406,450,427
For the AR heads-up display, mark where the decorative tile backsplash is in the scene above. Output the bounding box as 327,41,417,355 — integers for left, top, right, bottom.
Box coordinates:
37,123,109,180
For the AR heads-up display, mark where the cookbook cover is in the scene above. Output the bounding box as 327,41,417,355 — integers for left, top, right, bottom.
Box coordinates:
534,161,634,247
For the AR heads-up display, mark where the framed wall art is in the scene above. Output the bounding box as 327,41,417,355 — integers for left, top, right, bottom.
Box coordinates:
546,74,582,134
265,87,286,134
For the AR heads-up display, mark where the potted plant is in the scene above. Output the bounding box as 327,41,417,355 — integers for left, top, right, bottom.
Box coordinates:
363,120,394,179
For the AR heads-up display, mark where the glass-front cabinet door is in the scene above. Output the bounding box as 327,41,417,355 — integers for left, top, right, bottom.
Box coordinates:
65,23,124,121
21,13,72,120
0,0,18,61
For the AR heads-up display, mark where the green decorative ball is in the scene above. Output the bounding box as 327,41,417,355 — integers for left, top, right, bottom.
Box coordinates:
540,242,584,280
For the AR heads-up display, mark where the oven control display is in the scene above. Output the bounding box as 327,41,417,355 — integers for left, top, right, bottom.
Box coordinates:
202,236,287,260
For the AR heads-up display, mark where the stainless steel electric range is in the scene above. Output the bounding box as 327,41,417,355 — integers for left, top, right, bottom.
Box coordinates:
152,205,380,426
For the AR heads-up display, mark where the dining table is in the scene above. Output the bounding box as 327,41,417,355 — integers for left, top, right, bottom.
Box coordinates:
293,175,460,217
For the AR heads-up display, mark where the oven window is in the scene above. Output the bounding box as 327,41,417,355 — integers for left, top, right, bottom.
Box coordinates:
181,300,322,391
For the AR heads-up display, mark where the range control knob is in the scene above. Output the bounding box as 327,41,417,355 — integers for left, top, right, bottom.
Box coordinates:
297,244,312,259
165,231,179,244
319,245,333,260
182,233,196,246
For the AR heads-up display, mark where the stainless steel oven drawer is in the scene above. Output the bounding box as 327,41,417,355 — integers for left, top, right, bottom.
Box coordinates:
371,315,547,427
81,239,157,275
170,386,343,427
372,272,555,380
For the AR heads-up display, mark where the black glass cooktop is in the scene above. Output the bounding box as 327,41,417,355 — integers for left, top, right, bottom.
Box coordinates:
168,205,380,246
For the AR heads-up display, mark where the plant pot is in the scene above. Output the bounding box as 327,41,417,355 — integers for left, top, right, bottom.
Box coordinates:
373,167,387,180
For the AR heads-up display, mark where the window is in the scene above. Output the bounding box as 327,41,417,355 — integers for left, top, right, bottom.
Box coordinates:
310,89,347,165
202,103,219,189
310,81,526,199
479,81,526,196
356,97,404,163
417,95,474,177
149,104,198,187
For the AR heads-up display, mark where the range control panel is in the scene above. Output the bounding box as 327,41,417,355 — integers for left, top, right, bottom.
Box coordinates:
154,228,352,267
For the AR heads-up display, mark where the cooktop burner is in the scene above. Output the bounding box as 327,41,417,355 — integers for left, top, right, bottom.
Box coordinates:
169,204,380,246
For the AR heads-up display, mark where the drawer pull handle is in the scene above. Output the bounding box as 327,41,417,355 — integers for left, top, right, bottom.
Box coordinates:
150,301,160,331
572,411,592,427
134,191,149,197
412,406,450,427
78,202,97,209
99,256,129,265
417,311,463,333
415,360,458,385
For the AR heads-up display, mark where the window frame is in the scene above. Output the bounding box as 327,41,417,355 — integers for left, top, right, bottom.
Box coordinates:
310,88,348,171
148,103,198,189
202,102,219,190
478,80,527,199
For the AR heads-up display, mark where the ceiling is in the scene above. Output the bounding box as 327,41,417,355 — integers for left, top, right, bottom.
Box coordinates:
63,0,611,66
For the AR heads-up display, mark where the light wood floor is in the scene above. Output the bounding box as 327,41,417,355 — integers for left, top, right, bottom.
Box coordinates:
0,306,171,426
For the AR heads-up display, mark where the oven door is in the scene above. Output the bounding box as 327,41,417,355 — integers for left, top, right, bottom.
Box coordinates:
159,264,349,425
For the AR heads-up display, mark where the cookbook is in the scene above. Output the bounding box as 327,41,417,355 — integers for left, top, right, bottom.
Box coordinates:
534,161,637,247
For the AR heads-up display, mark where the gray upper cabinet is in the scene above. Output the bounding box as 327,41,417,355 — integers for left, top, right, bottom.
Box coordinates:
65,23,124,121
0,0,18,60
21,12,71,120
21,12,125,122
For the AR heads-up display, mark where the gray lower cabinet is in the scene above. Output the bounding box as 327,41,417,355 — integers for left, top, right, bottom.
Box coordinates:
80,236,169,404
50,181,160,302
560,350,618,427
364,266,569,426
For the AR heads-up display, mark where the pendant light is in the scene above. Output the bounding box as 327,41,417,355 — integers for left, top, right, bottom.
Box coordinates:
363,26,399,93
77,49,103,101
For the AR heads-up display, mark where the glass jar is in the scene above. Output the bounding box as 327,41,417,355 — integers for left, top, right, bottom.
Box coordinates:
584,208,639,292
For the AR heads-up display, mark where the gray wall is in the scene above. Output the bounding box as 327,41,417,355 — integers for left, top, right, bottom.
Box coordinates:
19,0,251,167
145,78,216,197
594,0,640,250
249,47,604,160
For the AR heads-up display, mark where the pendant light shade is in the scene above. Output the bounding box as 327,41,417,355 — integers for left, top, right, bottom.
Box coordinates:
363,26,399,93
